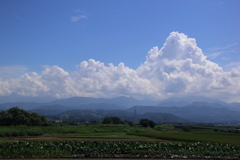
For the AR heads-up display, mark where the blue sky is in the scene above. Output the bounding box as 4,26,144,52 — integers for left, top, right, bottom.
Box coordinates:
0,0,240,102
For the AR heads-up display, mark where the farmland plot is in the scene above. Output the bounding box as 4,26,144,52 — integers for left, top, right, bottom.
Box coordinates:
0,140,239,158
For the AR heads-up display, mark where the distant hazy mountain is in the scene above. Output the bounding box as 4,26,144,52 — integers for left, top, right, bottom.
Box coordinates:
158,95,240,111
161,95,224,104
73,103,123,110
158,101,189,107
127,105,240,123
142,112,189,123
49,96,159,108
0,96,159,111
31,104,71,116
1,95,240,123
50,109,188,124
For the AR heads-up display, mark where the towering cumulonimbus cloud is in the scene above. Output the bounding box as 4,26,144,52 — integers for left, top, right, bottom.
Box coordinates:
0,32,239,102
137,32,240,101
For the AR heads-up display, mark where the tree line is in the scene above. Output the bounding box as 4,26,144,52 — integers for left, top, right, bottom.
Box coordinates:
102,117,155,128
0,107,47,126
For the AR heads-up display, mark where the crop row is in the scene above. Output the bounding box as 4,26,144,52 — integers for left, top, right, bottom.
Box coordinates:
128,132,240,145
0,128,43,137
0,140,239,158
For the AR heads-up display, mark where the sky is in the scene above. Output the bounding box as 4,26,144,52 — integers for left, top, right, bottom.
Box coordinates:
0,0,240,102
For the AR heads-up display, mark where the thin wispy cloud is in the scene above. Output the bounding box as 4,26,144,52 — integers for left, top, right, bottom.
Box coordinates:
207,43,237,51
70,9,89,22
222,57,230,60
0,65,29,81
207,52,221,59
223,43,237,49
70,15,88,22
225,62,240,68
74,9,89,15
205,43,237,60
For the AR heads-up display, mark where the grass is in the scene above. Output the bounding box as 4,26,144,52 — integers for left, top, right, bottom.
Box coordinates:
0,123,152,140
128,131,240,145
1,124,240,145
44,132,145,139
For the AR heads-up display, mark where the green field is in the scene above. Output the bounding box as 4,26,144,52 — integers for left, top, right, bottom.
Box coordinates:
0,124,240,158
1,124,240,143
0,140,239,158
0,123,153,139
128,130,240,145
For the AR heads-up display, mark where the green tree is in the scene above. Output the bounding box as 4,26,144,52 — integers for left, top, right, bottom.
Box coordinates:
139,119,155,128
111,117,121,124
102,117,112,124
102,117,121,124
148,120,155,128
12,114,28,126
0,107,47,126
182,126,191,132
0,111,12,126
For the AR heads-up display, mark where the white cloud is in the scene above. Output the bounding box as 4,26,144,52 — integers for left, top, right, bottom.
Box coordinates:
225,62,240,71
70,15,87,22
0,81,11,96
137,32,240,102
0,32,240,102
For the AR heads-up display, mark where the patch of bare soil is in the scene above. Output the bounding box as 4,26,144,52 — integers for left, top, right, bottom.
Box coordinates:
0,136,168,142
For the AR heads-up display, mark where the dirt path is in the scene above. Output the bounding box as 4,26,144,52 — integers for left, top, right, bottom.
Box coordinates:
0,136,168,142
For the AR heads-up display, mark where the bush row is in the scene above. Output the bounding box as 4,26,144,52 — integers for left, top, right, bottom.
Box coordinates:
0,128,43,137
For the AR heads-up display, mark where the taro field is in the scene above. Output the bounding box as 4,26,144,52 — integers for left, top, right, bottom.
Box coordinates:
0,140,240,159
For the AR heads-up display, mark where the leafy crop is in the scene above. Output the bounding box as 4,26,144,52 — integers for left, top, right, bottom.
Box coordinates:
0,140,239,158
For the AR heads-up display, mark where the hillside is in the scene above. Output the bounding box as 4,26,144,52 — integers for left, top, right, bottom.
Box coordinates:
127,105,240,123
0,96,240,124
49,109,188,124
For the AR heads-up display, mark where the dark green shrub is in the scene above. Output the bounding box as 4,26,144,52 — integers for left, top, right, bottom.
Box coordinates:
182,126,191,132
102,117,122,124
139,119,155,128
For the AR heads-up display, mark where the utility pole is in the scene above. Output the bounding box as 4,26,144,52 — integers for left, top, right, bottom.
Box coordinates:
134,107,137,124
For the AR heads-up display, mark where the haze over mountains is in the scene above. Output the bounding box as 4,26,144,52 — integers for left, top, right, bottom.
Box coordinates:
0,95,240,124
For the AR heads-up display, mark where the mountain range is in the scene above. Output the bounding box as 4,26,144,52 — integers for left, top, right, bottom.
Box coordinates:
0,96,240,124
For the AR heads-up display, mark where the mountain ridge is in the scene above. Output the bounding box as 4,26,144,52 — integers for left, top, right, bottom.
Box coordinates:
0,95,240,124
